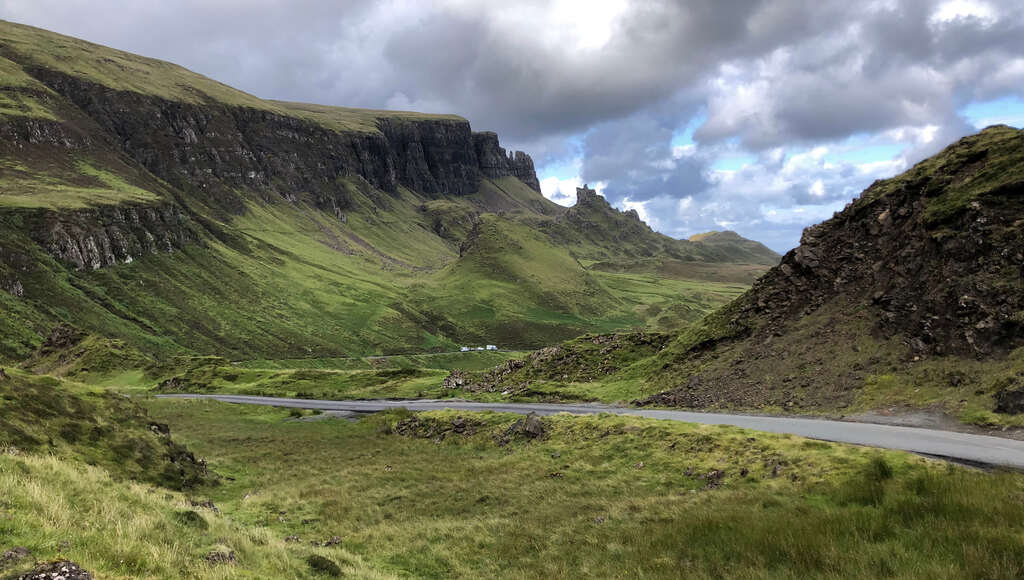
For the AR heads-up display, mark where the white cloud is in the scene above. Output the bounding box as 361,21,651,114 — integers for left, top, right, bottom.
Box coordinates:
620,198,652,225
539,175,607,206
809,179,825,197
930,0,999,27
671,144,697,158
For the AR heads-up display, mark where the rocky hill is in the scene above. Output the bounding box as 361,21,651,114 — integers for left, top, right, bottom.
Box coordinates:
636,125,1023,408
688,230,780,266
543,186,779,265
0,20,776,362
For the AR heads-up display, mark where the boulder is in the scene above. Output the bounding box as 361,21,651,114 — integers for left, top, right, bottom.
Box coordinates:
994,377,1024,414
501,412,545,442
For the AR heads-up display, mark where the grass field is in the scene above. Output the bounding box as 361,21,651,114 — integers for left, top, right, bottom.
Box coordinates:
0,452,386,578
4,369,1024,578
125,400,1024,578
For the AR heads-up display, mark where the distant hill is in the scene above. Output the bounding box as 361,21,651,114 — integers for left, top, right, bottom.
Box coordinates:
688,230,781,265
0,20,777,361
546,186,780,266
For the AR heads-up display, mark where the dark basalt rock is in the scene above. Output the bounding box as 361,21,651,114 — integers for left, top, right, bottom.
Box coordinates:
718,127,1024,358
501,412,545,441
25,69,540,208
473,131,541,192
306,555,342,577
204,549,237,566
1,68,541,272
993,376,1024,415
1,547,31,569
28,203,197,271
17,560,92,580
634,126,1024,411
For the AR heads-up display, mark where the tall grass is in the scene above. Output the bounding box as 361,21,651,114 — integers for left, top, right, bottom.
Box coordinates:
0,451,390,578
138,400,1024,579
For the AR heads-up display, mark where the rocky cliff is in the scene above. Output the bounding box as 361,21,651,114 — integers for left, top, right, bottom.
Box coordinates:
0,52,539,272
473,132,542,192
26,69,539,211
33,203,197,271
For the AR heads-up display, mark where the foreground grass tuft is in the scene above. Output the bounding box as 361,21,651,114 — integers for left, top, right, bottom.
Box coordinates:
0,451,388,578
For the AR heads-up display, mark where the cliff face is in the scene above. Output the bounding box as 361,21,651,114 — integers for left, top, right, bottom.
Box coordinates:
32,203,197,271
473,132,542,192
0,65,540,273
27,69,540,210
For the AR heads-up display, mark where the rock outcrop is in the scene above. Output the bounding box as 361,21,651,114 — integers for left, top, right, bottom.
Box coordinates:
731,126,1024,357
31,203,196,270
473,131,541,192
634,125,1024,411
22,69,541,211
547,185,779,265
17,560,93,580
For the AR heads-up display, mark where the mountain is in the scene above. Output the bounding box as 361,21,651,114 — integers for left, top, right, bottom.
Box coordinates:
451,126,1024,425
0,20,776,362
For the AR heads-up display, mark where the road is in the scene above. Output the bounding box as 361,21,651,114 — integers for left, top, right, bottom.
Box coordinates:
154,394,1024,469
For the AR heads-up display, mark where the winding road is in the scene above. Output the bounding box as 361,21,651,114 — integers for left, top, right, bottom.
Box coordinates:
155,394,1024,469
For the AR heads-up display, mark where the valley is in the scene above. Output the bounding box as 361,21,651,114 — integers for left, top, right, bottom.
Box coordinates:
1,17,1022,580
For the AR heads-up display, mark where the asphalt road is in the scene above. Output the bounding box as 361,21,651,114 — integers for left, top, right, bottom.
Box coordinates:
155,394,1024,469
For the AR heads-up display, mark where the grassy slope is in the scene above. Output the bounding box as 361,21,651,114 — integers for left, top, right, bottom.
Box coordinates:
0,53,59,120
439,127,1024,425
0,19,773,366
421,214,626,343
688,229,781,265
548,190,780,267
235,351,529,372
128,399,1024,579
0,182,757,366
0,19,464,133
0,369,208,490
0,453,386,579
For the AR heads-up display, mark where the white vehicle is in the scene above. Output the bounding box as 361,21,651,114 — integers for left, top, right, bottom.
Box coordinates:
486,345,498,351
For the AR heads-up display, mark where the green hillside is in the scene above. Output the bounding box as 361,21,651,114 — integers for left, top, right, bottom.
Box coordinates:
2,19,1023,580
0,19,776,365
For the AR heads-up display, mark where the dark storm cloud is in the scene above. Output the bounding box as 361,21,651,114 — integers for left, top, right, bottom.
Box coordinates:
6,1,1018,146
580,111,710,204
0,0,846,140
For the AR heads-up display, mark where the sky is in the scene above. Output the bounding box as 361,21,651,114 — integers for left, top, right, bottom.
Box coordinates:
3,0,1023,253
